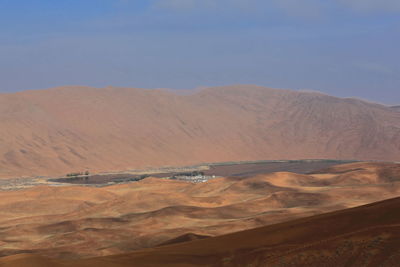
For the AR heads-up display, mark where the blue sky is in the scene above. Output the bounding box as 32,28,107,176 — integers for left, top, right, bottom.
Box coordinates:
0,0,399,104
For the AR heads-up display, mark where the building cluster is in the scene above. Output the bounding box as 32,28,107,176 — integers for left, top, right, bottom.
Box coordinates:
170,174,216,183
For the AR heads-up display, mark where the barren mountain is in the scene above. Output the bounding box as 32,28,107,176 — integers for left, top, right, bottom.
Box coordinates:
1,85,399,178
1,163,400,266
0,162,399,259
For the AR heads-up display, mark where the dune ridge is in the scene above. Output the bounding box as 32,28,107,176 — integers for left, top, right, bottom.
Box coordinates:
2,192,400,266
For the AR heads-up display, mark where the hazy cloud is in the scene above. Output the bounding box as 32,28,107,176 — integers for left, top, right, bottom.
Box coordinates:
153,0,400,16
271,0,324,19
153,0,325,19
354,62,395,75
154,0,197,10
338,0,400,13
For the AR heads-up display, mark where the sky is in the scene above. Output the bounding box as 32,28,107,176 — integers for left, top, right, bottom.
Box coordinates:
0,0,399,104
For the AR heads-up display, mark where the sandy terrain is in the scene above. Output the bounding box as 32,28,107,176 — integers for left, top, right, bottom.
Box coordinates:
2,176,400,266
0,85,399,178
0,162,399,261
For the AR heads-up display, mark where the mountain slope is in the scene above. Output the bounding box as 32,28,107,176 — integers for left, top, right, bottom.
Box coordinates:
1,85,399,178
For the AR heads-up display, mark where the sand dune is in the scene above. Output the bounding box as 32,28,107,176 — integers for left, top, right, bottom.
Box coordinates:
1,85,399,178
0,162,399,260
2,194,400,266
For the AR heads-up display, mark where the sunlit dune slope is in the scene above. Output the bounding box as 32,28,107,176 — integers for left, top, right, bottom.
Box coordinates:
0,162,399,259
1,85,399,178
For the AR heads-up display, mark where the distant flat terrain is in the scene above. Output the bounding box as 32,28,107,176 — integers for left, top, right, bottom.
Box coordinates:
51,159,355,185
203,159,355,177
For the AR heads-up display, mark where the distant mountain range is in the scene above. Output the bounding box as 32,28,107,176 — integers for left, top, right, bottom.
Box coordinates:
0,85,399,178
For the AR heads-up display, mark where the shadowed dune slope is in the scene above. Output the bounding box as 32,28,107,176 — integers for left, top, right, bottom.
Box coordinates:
156,233,211,247
2,196,400,266
1,85,400,178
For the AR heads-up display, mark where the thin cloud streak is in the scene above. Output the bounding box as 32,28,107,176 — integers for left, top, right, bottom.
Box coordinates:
338,0,400,13
152,0,400,16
